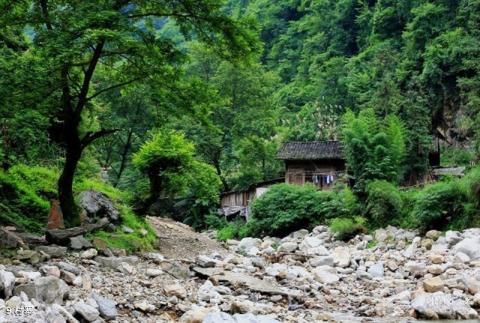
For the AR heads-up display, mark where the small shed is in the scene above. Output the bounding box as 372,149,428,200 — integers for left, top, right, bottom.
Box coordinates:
219,178,284,220
277,141,345,189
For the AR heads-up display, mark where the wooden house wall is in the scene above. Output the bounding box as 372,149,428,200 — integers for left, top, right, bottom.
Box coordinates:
220,189,256,208
284,159,346,188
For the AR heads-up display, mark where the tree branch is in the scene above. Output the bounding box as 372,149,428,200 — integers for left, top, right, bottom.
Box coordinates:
81,128,120,148
39,0,53,30
74,39,106,117
86,77,143,101
127,12,192,19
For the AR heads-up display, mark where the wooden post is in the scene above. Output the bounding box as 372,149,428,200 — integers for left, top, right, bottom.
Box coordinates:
47,199,65,230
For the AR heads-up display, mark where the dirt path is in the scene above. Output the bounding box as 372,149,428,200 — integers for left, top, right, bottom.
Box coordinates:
147,216,227,260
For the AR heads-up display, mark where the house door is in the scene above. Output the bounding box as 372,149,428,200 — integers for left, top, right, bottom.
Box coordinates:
287,172,304,185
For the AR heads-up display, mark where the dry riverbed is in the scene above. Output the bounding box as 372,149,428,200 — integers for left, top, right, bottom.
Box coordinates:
1,219,480,322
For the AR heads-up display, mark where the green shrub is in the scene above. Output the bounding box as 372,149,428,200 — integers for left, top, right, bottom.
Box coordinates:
0,165,58,232
205,213,228,230
366,180,403,227
397,188,421,228
0,164,155,251
216,221,245,241
249,183,325,237
329,216,367,241
458,166,480,227
441,146,475,166
460,166,480,205
412,181,467,232
321,187,361,220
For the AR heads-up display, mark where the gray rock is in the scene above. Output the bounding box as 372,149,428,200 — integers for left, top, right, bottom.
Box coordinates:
79,190,120,223
145,268,163,277
290,229,309,239
368,262,384,278
0,227,26,248
57,262,81,275
74,302,100,322
237,237,261,255
143,252,165,263
265,264,288,278
374,228,388,242
40,265,60,278
36,245,68,258
425,230,442,240
133,300,156,312
310,256,334,267
313,266,340,284
80,248,98,259
15,276,69,304
92,293,117,320
445,231,462,245
204,312,280,323
164,284,187,299
453,237,480,260
332,247,350,268
299,236,323,251
95,256,139,270
69,236,92,250
50,304,79,323
278,242,298,253
196,255,216,268
0,270,15,299
411,292,478,319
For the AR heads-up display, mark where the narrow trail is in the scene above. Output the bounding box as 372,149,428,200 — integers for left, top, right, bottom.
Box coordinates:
147,216,227,260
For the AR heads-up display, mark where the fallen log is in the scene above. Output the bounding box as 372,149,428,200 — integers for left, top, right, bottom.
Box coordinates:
46,217,109,245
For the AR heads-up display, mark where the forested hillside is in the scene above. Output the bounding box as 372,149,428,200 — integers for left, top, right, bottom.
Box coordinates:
1,0,480,237
241,0,480,178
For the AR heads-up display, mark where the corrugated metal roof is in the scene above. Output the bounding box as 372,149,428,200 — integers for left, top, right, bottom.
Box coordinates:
277,141,343,160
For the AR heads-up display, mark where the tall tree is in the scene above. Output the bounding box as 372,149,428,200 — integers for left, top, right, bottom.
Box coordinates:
2,0,254,225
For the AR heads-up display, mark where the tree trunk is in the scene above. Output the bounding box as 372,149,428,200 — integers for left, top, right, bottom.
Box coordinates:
114,128,133,187
58,141,82,227
148,167,162,201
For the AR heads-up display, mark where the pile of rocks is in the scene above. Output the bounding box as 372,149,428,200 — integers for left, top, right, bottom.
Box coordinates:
1,224,480,322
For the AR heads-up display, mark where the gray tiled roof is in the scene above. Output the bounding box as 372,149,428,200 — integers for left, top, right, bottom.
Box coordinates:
277,141,343,160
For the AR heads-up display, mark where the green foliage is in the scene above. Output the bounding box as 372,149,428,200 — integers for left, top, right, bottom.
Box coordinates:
246,183,360,237
0,165,58,232
320,187,361,220
0,163,155,250
329,217,367,241
249,184,325,237
175,160,222,229
342,109,406,196
133,130,195,176
133,129,221,228
411,181,468,232
133,130,195,197
366,180,403,227
205,213,229,230
216,221,243,241
441,146,476,166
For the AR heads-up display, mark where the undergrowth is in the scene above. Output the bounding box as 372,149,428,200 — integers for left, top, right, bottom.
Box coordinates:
0,164,156,251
